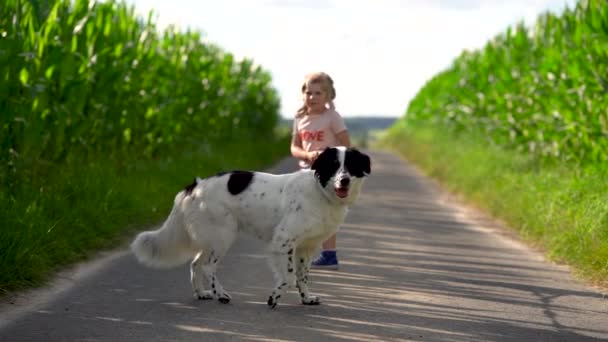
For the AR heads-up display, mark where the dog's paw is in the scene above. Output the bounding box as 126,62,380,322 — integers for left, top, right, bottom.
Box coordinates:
217,292,231,304
194,290,213,300
301,296,320,305
267,295,281,309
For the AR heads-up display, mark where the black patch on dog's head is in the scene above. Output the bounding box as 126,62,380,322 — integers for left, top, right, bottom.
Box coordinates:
227,171,254,195
311,147,340,187
183,178,198,196
345,148,371,177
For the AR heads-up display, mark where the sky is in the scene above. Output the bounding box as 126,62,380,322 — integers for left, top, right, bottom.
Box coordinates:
125,0,577,118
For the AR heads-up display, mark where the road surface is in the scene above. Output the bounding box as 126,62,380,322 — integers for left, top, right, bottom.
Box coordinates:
1,150,606,341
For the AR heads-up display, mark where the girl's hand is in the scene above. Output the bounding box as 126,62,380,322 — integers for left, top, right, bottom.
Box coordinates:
307,150,321,163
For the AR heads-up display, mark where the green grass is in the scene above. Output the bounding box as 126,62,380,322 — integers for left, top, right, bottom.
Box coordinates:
0,134,290,295
377,122,608,287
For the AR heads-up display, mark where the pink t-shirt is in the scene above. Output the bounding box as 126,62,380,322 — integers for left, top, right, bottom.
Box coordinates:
292,109,348,168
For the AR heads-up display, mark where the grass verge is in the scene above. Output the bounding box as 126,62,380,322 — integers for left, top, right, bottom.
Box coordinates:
0,135,291,295
377,121,608,288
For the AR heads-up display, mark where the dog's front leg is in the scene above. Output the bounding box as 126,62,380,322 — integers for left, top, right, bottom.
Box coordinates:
267,236,295,309
296,250,320,305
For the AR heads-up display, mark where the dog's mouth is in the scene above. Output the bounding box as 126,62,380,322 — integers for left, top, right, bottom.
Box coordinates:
335,187,349,198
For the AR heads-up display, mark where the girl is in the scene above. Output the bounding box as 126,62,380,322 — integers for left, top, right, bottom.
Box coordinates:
290,71,352,270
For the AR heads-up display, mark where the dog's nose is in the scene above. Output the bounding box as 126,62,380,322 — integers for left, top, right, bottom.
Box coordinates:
339,178,350,187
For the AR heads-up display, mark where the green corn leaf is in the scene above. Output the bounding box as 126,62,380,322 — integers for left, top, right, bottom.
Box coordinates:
114,43,123,57
19,68,29,85
45,65,55,79
71,35,78,52
103,14,112,37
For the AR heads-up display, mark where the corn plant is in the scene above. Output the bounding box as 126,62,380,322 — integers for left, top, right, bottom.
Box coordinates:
404,0,608,165
0,0,280,193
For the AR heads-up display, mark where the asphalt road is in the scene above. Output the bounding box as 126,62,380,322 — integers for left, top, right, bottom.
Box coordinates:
0,150,606,342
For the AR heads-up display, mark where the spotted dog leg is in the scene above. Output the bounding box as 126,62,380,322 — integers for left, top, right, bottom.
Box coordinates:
190,251,213,300
267,237,296,309
296,250,320,305
197,249,231,304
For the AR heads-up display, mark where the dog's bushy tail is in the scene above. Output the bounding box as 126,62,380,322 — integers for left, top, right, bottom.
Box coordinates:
130,190,198,268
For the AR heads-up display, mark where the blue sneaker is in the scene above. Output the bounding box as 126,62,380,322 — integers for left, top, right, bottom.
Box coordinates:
311,250,339,270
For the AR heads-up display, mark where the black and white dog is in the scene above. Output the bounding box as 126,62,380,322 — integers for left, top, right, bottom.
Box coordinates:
130,146,371,309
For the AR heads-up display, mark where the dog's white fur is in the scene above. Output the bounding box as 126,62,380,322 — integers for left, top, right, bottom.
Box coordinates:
130,146,370,308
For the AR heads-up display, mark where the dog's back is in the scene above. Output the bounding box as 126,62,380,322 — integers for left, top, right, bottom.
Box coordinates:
131,170,311,266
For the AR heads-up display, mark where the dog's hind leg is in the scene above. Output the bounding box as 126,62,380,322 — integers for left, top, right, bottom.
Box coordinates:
194,247,233,304
295,248,320,305
190,251,213,300
266,233,296,309
188,206,237,304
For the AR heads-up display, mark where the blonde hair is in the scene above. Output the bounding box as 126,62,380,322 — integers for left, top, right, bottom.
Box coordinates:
296,72,336,117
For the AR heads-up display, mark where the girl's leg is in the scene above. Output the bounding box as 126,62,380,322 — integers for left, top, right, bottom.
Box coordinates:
312,234,339,269
322,234,336,250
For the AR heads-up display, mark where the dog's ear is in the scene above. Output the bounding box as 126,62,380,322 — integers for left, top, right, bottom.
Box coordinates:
310,147,332,171
311,147,339,187
345,148,371,177
360,152,371,175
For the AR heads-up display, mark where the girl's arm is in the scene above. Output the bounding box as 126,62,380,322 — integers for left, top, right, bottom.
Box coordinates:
291,133,317,162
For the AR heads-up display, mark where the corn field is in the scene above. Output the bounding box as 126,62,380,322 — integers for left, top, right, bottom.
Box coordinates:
0,0,281,190
404,0,608,164
0,0,287,293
